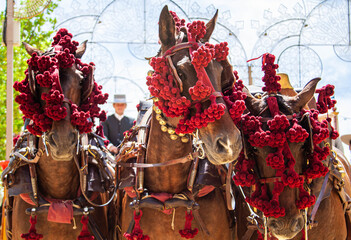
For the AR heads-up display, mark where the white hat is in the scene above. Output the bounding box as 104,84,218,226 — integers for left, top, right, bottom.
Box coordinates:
113,94,127,103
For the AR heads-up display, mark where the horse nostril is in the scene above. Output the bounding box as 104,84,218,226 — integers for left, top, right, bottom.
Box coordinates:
268,218,286,231
69,132,77,145
48,133,57,147
215,136,230,153
290,216,304,232
268,219,279,231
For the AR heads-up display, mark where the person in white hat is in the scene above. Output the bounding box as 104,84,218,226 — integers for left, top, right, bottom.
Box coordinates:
102,94,134,154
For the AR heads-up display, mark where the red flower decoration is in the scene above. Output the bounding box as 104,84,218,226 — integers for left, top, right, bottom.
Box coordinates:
14,28,108,136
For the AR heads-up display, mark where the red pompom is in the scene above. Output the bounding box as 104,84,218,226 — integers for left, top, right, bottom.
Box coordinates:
261,53,281,93
191,45,214,69
169,11,186,32
296,186,316,209
189,80,212,101
266,150,284,170
214,42,229,61
316,84,336,114
187,20,206,41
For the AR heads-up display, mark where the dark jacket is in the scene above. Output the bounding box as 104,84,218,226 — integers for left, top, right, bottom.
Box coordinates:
102,115,134,146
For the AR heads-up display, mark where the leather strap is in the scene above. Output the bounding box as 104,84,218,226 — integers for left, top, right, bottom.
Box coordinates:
88,217,106,240
241,224,258,240
166,55,183,93
226,163,234,210
74,154,117,208
117,152,199,168
163,42,197,57
309,171,330,225
184,191,210,236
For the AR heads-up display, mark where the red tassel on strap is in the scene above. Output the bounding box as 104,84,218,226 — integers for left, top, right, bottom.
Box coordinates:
123,210,149,240
179,211,198,239
21,216,43,240
77,216,94,240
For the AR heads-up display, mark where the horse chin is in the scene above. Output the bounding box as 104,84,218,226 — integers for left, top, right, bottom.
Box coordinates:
271,232,299,240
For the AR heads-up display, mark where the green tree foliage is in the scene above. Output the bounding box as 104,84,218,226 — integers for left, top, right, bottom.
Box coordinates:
0,2,58,160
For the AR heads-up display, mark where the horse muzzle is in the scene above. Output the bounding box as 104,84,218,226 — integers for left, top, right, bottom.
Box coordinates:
46,132,78,161
202,131,242,165
267,214,304,240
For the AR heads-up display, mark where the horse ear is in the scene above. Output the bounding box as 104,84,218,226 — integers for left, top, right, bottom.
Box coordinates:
201,10,218,43
81,66,94,102
243,86,263,115
159,5,176,50
76,40,87,59
23,42,41,56
288,77,321,112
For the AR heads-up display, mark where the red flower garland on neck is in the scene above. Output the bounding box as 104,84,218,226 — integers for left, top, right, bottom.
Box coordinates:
14,28,108,136
233,53,337,218
146,11,245,135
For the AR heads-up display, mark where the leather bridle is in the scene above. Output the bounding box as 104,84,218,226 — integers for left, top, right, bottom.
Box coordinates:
163,41,227,107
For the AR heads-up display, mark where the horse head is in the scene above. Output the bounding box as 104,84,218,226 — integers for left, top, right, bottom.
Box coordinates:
241,77,325,239
17,29,102,162
151,6,243,164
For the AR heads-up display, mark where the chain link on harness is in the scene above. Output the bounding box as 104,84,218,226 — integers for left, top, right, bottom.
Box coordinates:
192,129,206,159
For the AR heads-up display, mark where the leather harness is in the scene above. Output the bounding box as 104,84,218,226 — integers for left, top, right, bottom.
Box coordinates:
115,101,235,236
2,131,116,240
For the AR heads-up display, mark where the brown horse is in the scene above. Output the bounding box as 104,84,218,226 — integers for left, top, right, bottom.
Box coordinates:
2,32,116,240
118,6,242,240
235,78,351,240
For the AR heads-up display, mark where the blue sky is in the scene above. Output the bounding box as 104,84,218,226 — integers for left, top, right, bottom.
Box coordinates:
2,0,351,157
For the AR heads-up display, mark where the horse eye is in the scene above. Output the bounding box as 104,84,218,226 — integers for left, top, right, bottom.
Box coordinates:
178,71,186,81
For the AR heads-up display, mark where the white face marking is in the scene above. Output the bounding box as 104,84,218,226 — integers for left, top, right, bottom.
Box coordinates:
226,137,233,156
176,55,190,67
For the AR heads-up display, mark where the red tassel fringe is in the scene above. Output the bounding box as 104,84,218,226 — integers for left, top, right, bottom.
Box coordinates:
77,216,94,240
179,211,198,239
21,216,43,240
123,210,149,240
